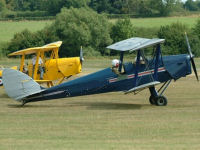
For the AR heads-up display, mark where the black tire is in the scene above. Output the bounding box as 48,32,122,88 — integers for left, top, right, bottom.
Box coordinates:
155,96,168,106
0,77,3,86
149,95,156,105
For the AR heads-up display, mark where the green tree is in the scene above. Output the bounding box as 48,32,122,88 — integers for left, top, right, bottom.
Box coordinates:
124,0,178,17
148,0,176,16
53,7,112,56
111,18,135,43
6,26,59,54
89,0,125,14
0,0,6,12
191,19,200,56
3,0,89,14
193,19,200,39
184,0,199,11
7,29,44,53
45,0,89,15
157,22,200,56
138,0,153,16
110,18,135,55
128,0,140,15
44,0,61,15
158,22,188,55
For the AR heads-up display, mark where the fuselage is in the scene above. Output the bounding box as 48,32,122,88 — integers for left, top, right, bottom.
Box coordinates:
25,54,191,103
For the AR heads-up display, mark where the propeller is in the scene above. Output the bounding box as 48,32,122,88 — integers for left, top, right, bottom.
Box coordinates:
185,32,199,81
80,46,84,64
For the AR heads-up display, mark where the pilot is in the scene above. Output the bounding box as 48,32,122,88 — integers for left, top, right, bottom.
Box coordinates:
111,59,120,75
22,64,28,74
32,54,44,79
134,56,145,65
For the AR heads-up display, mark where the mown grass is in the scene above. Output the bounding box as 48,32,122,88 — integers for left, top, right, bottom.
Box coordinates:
0,58,200,150
0,20,52,43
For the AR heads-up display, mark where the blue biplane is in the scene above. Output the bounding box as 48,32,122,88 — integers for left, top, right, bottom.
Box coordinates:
2,34,198,106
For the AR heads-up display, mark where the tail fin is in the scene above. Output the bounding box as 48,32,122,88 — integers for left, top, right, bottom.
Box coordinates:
2,69,44,101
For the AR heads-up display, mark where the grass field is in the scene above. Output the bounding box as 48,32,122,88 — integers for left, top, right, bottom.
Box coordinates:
130,16,200,28
111,16,200,28
0,58,200,150
0,20,52,43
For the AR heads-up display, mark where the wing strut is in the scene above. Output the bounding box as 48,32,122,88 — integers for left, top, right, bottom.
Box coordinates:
153,44,161,81
119,51,124,73
133,50,141,87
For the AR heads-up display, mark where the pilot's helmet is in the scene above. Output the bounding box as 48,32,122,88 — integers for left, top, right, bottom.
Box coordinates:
112,59,120,68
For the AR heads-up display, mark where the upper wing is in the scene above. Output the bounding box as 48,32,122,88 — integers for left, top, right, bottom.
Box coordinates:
8,41,62,56
107,37,165,52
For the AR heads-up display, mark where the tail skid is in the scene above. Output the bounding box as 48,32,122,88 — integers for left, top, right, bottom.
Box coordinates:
2,69,45,102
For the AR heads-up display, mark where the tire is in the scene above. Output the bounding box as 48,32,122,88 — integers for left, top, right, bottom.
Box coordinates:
149,95,156,105
155,96,168,106
0,77,3,86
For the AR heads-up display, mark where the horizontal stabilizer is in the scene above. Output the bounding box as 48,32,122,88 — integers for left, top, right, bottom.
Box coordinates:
125,81,160,94
2,69,44,101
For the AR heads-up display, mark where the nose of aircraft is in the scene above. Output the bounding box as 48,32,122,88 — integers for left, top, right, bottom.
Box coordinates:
185,32,199,81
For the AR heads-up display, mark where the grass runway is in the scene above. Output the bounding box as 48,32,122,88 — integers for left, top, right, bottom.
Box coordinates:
0,59,200,150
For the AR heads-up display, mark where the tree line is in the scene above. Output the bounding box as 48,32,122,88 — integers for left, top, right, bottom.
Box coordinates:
1,0,200,18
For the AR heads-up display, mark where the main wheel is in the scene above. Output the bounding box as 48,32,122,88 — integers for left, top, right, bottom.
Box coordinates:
0,77,3,86
155,96,168,106
149,95,156,105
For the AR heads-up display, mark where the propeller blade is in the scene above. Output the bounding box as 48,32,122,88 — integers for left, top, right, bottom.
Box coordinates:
80,46,84,63
185,32,199,81
185,32,193,58
191,58,199,81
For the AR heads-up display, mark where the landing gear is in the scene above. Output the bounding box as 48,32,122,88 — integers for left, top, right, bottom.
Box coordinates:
149,95,168,106
155,96,167,106
21,100,27,106
149,80,171,106
149,95,156,105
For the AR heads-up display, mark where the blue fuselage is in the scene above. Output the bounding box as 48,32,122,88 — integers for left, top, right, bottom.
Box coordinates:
26,54,191,103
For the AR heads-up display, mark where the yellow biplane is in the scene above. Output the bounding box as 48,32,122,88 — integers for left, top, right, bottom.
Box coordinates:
0,41,83,87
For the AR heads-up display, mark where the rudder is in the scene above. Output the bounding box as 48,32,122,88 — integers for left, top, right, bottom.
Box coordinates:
2,69,44,101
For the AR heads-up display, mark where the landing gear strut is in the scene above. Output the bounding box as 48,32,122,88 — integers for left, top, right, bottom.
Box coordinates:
149,80,171,106
21,100,27,106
